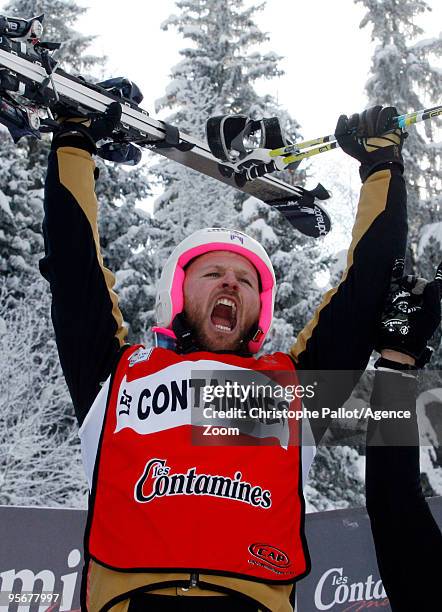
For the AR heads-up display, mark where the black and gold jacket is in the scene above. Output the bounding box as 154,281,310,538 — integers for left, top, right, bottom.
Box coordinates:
41,144,413,612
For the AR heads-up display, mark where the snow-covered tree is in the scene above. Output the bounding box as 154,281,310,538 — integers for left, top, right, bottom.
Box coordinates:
0,0,155,508
0,0,106,294
93,162,154,341
305,446,365,512
0,285,87,507
151,0,326,349
4,0,103,73
0,0,154,337
356,0,442,248
0,131,45,295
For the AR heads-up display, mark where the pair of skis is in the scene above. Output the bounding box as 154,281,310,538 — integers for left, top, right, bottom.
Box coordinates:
0,14,440,239
0,13,331,238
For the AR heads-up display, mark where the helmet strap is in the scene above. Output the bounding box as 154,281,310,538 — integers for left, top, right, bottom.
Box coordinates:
172,313,201,354
242,325,264,353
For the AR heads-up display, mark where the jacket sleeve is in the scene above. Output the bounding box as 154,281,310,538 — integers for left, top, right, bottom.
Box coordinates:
39,145,128,425
366,370,442,611
292,167,407,435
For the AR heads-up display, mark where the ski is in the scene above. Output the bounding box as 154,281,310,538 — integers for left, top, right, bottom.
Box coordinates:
0,13,331,238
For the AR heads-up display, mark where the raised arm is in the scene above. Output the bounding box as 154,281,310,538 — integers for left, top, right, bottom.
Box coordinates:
39,104,128,425
292,107,408,417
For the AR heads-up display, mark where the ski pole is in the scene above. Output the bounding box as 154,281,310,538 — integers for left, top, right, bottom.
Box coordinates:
269,104,442,160
396,105,442,128
275,141,339,166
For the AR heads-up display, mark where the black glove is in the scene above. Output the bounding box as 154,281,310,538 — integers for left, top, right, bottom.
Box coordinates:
375,262,442,367
335,105,407,182
52,101,122,154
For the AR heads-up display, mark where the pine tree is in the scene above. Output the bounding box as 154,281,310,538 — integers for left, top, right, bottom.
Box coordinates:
153,0,298,223
0,0,154,506
4,0,103,72
94,162,155,340
0,0,107,293
151,0,326,352
0,284,87,507
0,0,102,294
356,0,442,247
0,130,45,296
305,446,365,512
1,0,154,335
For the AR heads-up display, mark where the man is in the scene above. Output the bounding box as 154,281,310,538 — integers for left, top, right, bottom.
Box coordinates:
40,104,408,611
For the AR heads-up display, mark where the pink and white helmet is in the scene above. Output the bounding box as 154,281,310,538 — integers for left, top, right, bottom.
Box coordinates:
154,228,276,353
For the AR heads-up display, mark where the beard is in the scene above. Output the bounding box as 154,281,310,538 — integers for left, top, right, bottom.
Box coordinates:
184,305,255,353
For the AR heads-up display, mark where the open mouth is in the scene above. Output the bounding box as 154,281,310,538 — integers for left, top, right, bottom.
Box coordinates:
210,297,238,333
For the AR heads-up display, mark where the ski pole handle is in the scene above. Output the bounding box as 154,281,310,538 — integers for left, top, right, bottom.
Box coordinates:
269,104,442,161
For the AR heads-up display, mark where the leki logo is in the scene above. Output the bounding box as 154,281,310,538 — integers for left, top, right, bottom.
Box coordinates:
230,232,244,244
248,543,290,568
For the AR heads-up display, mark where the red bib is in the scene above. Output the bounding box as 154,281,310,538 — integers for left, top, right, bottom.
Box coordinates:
86,346,309,583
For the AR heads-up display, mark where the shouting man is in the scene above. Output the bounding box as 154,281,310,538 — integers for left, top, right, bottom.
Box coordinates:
41,104,425,611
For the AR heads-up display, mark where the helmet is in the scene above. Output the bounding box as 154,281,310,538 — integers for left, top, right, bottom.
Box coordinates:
155,228,276,353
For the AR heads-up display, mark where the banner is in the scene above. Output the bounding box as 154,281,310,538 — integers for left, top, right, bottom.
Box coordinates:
297,497,442,611
0,499,441,611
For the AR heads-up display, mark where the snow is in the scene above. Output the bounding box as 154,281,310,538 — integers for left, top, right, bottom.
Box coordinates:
241,197,260,221
411,37,440,50
418,222,442,256
161,14,179,30
416,389,442,496
182,25,202,36
355,454,366,482
373,43,400,61
330,249,347,284
0,190,12,217
115,268,135,284
248,218,278,245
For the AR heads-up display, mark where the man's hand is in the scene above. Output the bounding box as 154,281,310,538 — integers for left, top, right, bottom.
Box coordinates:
52,101,122,154
375,262,442,367
335,105,407,182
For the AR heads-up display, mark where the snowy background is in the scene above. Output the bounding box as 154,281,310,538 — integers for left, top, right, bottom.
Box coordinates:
0,0,441,510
